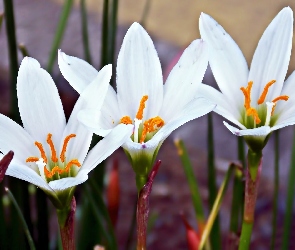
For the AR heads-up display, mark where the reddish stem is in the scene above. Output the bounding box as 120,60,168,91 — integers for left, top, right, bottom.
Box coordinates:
244,157,262,223
59,197,76,250
136,160,161,250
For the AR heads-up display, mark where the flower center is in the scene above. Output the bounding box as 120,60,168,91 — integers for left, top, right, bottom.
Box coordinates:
26,133,81,180
119,95,165,144
240,80,289,127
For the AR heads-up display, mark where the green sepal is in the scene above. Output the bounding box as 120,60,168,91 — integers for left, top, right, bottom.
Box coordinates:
247,149,262,181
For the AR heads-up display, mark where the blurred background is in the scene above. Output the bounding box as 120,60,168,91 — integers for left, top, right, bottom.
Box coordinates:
1,0,295,249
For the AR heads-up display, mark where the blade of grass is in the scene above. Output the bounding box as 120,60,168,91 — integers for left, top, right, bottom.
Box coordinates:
174,139,206,232
100,0,109,68
80,0,92,64
140,0,152,27
229,137,245,232
281,128,295,250
83,182,117,250
199,163,236,250
47,0,74,73
18,43,29,57
207,113,221,248
0,12,4,31
108,0,118,66
270,131,279,249
5,187,36,250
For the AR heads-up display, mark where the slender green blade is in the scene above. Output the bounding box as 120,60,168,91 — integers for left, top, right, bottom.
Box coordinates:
47,0,74,73
80,0,92,64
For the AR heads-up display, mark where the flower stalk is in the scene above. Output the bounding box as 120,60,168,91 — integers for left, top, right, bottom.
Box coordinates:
238,149,262,250
136,160,161,250
57,196,76,250
0,151,14,182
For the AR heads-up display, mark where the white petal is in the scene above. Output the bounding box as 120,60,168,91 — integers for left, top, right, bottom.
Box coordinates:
117,22,163,119
199,13,248,107
161,39,209,121
17,57,66,145
62,65,112,163
248,7,293,102
81,124,133,173
6,161,53,191
155,97,215,146
274,71,295,121
197,84,246,129
48,172,88,191
0,113,38,166
58,50,98,93
271,115,295,131
78,109,113,136
223,121,271,136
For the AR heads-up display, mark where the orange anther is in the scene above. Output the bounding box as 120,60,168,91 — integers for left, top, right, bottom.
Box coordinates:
246,108,261,124
240,81,253,109
44,166,52,178
140,116,164,143
65,159,81,172
26,157,39,163
272,95,289,103
257,80,276,104
120,116,133,125
136,95,148,120
35,141,47,163
47,133,58,162
60,134,76,163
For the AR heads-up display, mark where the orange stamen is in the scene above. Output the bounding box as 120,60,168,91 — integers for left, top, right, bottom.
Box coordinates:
120,116,132,125
65,159,81,172
46,133,58,162
240,81,253,109
272,95,289,103
140,116,164,143
35,141,47,163
60,134,76,163
257,80,276,104
44,166,64,178
246,108,261,124
136,95,148,120
26,157,39,163
271,103,277,116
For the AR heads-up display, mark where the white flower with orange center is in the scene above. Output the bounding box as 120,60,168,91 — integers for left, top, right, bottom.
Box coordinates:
0,57,132,208
58,22,215,184
198,7,295,150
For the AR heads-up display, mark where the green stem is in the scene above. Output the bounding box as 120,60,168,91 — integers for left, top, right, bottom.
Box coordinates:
238,149,262,250
270,131,279,249
0,12,4,31
207,113,221,248
199,164,236,250
136,174,148,194
5,187,36,250
80,0,92,64
282,129,295,250
174,139,206,232
47,0,74,73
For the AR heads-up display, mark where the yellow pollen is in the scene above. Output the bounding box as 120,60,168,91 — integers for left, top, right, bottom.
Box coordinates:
120,116,133,125
246,108,261,124
257,80,276,104
46,133,58,162
34,142,47,163
60,134,76,163
240,81,253,109
136,95,148,120
43,160,81,178
140,116,164,143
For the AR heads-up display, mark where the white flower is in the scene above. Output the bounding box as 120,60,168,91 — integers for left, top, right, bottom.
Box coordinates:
58,22,215,179
199,7,294,150
0,57,133,208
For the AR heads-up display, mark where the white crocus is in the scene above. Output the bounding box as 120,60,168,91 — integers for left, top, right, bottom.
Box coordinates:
0,57,133,208
199,7,294,151
58,22,215,187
